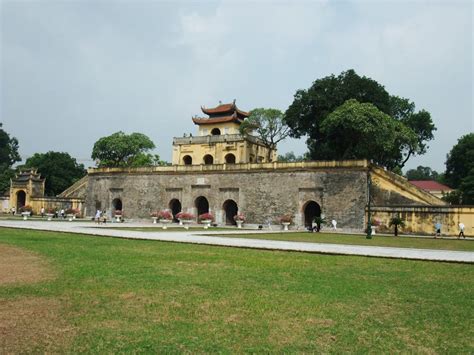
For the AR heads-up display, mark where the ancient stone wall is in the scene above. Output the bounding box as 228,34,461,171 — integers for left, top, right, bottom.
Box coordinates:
85,165,368,229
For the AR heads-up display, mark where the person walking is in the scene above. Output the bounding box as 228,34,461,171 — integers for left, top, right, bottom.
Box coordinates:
331,219,337,231
95,210,101,224
458,222,466,239
40,206,45,218
434,222,442,238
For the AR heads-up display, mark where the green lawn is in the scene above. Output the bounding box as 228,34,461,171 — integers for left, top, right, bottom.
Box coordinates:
209,231,474,252
0,227,472,353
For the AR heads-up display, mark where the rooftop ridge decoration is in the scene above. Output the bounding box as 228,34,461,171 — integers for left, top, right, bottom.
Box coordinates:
12,169,44,182
192,99,249,126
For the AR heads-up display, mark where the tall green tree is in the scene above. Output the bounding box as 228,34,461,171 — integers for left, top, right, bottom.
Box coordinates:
443,133,474,205
239,108,290,162
277,151,307,162
91,131,156,167
319,99,417,169
0,123,21,194
284,69,435,170
405,166,440,181
23,152,86,196
444,133,474,188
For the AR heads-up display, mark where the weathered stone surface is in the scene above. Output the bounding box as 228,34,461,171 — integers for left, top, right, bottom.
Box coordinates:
85,166,368,229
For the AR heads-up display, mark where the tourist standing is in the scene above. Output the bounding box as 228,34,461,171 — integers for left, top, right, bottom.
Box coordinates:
331,219,337,231
458,222,465,239
40,206,45,218
95,210,101,224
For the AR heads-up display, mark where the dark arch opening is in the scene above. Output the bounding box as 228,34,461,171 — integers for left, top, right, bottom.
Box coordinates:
303,200,321,227
211,128,221,135
195,196,209,216
183,155,192,165
225,153,236,164
223,199,238,225
169,199,182,222
203,155,213,165
112,198,122,211
16,190,26,210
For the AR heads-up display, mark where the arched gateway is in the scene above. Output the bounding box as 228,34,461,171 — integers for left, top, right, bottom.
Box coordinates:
223,199,238,225
16,190,26,210
195,196,209,216
303,201,321,227
169,199,182,222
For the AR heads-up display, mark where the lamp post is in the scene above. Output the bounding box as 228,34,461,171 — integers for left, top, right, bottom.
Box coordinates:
366,169,372,239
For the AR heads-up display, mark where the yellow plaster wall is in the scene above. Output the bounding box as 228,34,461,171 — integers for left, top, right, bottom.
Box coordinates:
197,122,240,136
371,206,474,236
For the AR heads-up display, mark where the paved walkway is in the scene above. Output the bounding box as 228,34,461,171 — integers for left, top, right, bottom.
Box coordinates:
0,220,473,263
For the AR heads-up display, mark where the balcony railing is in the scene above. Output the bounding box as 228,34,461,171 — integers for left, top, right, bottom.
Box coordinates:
172,134,265,146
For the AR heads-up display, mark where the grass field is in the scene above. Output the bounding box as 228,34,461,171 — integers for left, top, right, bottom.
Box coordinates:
0,227,472,353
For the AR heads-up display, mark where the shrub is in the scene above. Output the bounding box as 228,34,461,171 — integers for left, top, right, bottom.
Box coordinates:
19,205,33,213
279,214,293,223
177,212,195,220
114,210,123,216
153,210,172,220
234,213,245,222
199,213,214,221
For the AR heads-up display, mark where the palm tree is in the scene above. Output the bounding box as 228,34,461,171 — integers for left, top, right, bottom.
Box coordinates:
312,216,326,232
389,216,405,236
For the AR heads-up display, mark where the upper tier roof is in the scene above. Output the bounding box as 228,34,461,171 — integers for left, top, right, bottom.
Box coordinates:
193,100,249,125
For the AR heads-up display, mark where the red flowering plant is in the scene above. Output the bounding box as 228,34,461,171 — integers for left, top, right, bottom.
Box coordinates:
234,213,245,222
198,213,214,222
114,210,123,216
278,214,293,224
156,210,172,220
65,208,80,215
176,212,195,221
19,205,33,213
370,217,381,226
46,207,56,214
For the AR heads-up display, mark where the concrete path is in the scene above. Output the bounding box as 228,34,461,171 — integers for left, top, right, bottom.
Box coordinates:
0,220,473,263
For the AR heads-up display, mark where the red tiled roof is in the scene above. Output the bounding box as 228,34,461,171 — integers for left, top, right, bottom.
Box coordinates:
409,180,453,191
200,101,249,118
192,113,244,125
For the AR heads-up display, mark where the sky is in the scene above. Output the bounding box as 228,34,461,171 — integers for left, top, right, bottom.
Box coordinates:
1,0,472,173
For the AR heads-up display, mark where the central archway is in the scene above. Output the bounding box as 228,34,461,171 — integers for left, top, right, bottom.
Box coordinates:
223,199,238,225
303,200,321,227
169,199,182,222
16,190,26,210
112,198,122,212
225,153,236,164
195,196,209,216
203,155,214,165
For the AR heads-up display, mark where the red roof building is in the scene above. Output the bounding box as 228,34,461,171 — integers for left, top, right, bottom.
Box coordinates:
192,100,249,126
409,180,453,199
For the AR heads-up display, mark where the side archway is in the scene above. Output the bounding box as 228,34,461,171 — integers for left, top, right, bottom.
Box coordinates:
16,190,26,210
183,155,192,165
203,155,214,165
195,196,209,216
223,199,238,225
303,200,321,227
211,128,221,135
169,199,182,222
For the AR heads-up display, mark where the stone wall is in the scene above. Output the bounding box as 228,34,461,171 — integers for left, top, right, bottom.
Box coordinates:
85,161,369,229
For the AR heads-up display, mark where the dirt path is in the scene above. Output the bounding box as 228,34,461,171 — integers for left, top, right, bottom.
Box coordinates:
0,244,75,353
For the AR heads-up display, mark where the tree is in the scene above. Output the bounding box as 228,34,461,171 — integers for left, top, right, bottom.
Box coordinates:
277,151,307,162
444,133,474,188
319,99,417,169
0,123,21,194
389,216,405,237
239,108,290,162
284,69,435,170
405,166,440,181
23,151,86,196
91,132,156,168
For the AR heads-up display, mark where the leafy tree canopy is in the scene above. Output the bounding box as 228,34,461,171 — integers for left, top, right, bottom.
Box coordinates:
444,133,474,188
0,123,21,195
405,165,440,181
240,108,290,162
284,69,436,170
91,131,156,167
0,123,20,169
277,151,307,162
23,151,86,196
319,99,417,169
